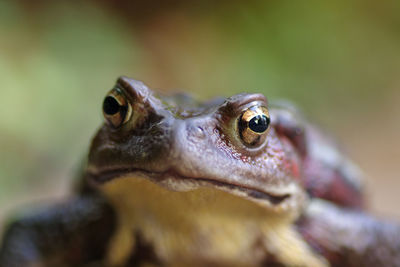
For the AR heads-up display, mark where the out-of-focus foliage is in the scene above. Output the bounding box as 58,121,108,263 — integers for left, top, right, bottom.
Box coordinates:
0,0,399,221
0,1,138,212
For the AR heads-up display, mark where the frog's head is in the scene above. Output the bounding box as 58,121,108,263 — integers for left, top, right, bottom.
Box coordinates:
86,77,307,218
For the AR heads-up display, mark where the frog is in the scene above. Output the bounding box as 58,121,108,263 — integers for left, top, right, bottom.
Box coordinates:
1,76,400,267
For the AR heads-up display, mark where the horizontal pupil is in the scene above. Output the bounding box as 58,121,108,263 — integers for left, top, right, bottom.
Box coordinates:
249,115,269,133
103,96,120,115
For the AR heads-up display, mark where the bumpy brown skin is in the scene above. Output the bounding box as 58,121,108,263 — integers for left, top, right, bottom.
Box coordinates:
297,200,400,267
0,77,399,266
271,103,365,209
0,194,116,267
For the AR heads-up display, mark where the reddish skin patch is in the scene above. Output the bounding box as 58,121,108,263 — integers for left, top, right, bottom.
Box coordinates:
280,137,303,184
302,156,363,209
306,168,363,209
273,113,363,209
291,161,300,180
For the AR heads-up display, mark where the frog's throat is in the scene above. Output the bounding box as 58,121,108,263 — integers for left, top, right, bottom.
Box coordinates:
101,176,324,267
87,167,305,212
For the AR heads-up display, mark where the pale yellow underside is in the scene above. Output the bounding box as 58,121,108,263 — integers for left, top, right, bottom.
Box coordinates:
100,176,327,267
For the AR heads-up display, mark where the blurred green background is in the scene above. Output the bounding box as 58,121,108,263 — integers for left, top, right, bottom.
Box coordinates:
1,0,399,227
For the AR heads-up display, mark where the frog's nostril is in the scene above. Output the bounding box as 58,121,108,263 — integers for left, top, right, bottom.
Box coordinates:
188,125,206,139
195,127,206,138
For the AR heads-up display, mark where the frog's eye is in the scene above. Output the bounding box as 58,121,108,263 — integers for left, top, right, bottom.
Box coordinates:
102,88,132,128
239,106,270,146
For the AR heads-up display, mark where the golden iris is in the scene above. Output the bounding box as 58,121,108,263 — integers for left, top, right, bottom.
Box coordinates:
102,88,132,128
239,106,270,146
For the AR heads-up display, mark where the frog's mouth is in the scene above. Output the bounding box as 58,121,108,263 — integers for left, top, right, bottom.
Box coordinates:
192,177,291,205
87,167,293,206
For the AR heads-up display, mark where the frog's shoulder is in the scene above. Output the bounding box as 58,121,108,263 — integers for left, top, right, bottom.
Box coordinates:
269,100,365,209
